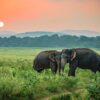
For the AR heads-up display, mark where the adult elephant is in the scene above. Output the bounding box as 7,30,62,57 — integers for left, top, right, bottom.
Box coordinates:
33,50,61,74
61,48,100,76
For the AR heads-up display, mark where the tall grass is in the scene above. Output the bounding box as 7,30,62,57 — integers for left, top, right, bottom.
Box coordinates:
0,48,100,100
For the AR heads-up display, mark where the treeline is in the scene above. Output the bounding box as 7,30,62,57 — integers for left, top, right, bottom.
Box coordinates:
0,34,100,48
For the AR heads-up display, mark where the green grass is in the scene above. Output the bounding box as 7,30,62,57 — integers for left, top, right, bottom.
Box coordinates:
0,47,100,100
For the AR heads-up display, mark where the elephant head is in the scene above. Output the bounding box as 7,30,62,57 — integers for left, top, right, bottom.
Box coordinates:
61,49,76,70
49,52,61,74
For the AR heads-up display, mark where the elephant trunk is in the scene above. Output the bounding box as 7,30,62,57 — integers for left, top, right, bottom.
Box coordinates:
56,60,61,74
61,58,66,72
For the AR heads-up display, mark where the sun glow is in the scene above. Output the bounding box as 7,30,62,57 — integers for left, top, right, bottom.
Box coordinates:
0,21,4,27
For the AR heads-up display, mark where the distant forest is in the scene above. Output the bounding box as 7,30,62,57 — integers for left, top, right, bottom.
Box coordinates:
0,34,100,48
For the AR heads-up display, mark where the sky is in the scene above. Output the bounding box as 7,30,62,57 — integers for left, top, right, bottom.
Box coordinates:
0,0,100,34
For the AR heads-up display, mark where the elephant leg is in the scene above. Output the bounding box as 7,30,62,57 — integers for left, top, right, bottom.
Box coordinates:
55,66,57,74
50,62,57,74
98,65,100,72
68,66,77,76
51,66,57,74
99,68,100,72
61,59,66,73
61,65,65,73
55,60,61,75
68,61,77,77
58,66,61,75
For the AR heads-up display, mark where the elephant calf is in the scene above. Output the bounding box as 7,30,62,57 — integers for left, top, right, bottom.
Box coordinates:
33,50,61,74
61,48,100,76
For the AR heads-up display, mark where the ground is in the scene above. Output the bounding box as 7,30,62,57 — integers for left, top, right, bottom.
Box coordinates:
0,47,100,100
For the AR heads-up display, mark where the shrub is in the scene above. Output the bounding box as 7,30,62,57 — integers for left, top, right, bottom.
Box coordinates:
62,76,78,90
51,94,71,100
87,84,100,100
46,81,59,93
87,74,100,100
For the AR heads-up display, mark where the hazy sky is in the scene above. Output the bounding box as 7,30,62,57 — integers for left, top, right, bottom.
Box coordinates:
0,0,100,33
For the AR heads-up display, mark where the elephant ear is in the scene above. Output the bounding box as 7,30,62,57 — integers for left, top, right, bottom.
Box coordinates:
49,54,55,62
71,50,76,61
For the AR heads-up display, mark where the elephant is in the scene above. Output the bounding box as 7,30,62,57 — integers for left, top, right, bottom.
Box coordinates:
33,50,61,74
61,48,100,76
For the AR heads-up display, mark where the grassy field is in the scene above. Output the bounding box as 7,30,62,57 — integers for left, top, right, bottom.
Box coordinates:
0,47,100,100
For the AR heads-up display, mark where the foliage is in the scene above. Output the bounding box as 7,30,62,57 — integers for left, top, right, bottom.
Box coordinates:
87,73,100,100
51,94,71,100
0,48,99,100
0,35,100,48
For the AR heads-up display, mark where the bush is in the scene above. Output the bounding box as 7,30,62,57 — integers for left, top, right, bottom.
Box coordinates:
87,74,100,100
62,76,78,90
87,84,100,100
46,80,59,93
51,94,71,100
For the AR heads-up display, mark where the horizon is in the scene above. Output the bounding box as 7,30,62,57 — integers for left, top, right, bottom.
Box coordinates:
0,29,100,33
0,29,100,37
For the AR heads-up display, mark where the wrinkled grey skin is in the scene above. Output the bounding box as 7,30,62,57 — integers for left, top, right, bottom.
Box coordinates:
61,48,100,76
61,55,67,73
33,50,61,74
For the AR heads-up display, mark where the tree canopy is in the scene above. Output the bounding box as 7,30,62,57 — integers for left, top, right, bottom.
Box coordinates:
0,34,99,48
